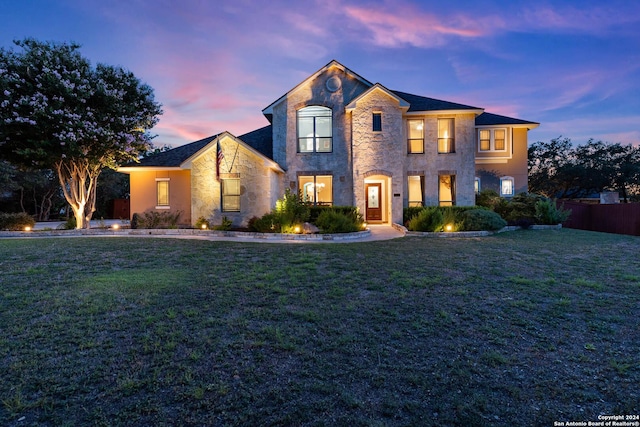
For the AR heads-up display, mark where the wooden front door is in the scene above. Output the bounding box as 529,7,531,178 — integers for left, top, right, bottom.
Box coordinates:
366,183,382,221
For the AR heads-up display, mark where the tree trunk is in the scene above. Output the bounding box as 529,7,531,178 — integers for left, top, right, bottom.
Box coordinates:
55,159,101,229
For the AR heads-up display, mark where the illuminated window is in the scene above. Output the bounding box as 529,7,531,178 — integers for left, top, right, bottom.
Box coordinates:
408,119,424,153
478,128,507,152
222,179,240,212
474,177,481,194
297,106,332,153
156,179,169,208
500,176,515,197
372,112,382,132
438,118,455,153
408,175,424,207
439,175,456,206
299,175,333,206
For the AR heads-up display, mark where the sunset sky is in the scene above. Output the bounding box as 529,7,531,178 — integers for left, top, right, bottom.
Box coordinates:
2,0,639,148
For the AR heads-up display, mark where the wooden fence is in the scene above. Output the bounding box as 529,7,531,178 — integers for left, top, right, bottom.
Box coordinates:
560,201,640,236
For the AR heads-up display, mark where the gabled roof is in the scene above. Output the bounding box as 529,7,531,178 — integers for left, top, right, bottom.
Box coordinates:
118,129,282,172
125,134,219,168
238,125,273,159
345,83,410,112
476,112,540,129
391,90,483,113
262,60,373,121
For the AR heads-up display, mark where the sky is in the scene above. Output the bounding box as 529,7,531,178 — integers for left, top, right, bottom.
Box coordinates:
2,0,639,148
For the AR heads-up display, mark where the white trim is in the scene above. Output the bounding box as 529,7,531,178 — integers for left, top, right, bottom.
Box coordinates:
477,127,508,153
500,176,515,197
118,167,182,173
155,177,170,181
405,109,484,116
155,206,171,210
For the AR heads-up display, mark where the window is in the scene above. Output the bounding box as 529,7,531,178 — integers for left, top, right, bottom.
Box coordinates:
297,106,332,153
500,176,515,197
222,179,240,212
408,175,424,207
156,179,170,208
438,118,455,153
478,128,507,152
439,175,456,206
372,112,382,132
299,175,333,206
408,119,424,153
474,177,481,194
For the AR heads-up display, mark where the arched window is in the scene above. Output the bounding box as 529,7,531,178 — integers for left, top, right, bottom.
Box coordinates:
297,106,332,153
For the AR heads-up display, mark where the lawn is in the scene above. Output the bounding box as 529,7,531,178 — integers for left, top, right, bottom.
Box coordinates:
1,229,638,426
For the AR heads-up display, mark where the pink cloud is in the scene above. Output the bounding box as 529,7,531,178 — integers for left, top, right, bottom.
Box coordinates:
342,4,494,48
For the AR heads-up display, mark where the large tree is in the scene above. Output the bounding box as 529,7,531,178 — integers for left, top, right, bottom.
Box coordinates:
0,39,162,228
529,138,640,201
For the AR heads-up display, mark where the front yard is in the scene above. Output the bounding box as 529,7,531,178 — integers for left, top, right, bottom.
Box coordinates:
1,229,638,426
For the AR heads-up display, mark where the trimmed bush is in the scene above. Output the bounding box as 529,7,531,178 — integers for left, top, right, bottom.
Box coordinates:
403,206,425,225
535,199,571,225
459,209,506,231
407,207,444,232
194,216,211,229
248,213,282,233
0,212,35,231
212,216,233,231
132,211,182,229
314,210,362,233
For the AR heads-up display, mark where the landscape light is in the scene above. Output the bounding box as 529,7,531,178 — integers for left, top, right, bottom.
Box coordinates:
445,224,453,232
294,225,301,234
24,226,32,232
112,224,120,230
201,223,207,229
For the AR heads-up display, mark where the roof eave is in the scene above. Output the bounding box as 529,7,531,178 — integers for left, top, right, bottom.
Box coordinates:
405,108,485,116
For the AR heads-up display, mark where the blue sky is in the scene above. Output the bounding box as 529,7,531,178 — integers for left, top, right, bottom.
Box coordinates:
2,0,639,148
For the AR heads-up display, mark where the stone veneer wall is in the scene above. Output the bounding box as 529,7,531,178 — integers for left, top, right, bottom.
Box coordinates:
351,89,406,224
271,65,370,206
190,136,281,227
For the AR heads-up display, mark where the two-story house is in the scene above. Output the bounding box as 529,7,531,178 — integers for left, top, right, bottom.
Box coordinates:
118,60,539,226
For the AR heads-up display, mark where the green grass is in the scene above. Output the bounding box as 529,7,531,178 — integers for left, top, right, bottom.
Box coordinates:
1,229,639,426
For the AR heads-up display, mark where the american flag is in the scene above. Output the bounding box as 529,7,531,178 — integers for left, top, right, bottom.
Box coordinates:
216,140,224,180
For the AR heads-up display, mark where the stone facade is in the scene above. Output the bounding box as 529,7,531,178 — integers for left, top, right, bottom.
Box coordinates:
123,60,537,228
190,134,283,227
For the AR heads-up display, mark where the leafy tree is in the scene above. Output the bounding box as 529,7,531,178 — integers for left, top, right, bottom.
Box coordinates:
529,138,640,201
0,39,162,228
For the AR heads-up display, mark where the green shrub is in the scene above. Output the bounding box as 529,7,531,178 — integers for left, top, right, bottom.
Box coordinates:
194,216,211,229
57,216,76,230
459,209,507,231
133,210,183,229
535,199,571,225
407,207,444,232
212,216,233,231
314,210,362,233
475,190,503,210
403,206,425,224
309,206,361,223
248,213,282,233
0,212,35,231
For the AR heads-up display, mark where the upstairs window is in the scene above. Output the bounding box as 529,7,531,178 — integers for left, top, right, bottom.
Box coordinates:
408,119,424,153
478,128,507,152
297,106,332,153
372,112,382,132
438,118,455,153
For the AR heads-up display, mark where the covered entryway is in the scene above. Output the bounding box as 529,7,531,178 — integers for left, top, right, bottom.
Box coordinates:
365,183,382,221
363,172,391,223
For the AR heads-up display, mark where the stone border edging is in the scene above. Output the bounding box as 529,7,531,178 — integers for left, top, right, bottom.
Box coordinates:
405,224,562,238
0,227,371,241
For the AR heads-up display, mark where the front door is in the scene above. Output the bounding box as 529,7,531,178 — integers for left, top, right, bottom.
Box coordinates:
366,183,382,221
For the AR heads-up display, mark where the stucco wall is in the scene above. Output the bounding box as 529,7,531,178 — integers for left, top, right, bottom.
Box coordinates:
129,169,192,224
475,127,529,195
